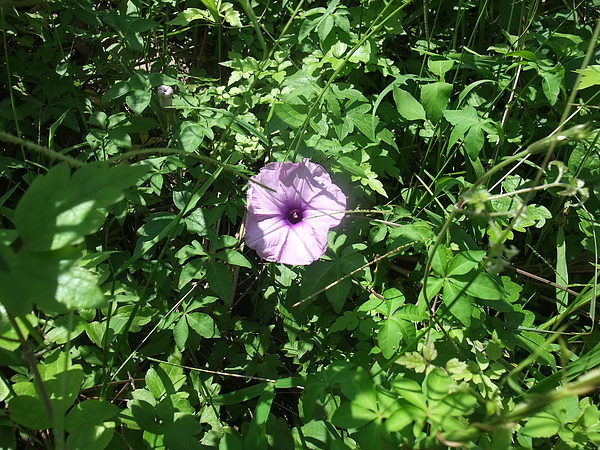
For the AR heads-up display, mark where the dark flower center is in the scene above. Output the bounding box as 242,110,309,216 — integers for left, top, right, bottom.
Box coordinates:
287,208,303,224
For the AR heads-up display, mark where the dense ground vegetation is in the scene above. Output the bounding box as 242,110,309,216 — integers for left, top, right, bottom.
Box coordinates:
1,0,600,448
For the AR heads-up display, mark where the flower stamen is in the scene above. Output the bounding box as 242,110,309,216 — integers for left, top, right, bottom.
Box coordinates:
287,209,303,224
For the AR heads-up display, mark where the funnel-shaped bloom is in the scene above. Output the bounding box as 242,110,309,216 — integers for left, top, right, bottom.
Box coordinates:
157,85,173,108
157,85,174,97
245,159,346,265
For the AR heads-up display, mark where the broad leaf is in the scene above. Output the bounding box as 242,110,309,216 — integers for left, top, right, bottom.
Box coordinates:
15,163,149,252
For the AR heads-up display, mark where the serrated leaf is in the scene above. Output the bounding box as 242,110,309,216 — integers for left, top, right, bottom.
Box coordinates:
540,65,563,106
396,351,427,373
446,358,469,375
422,341,438,361
169,8,213,26
346,102,375,140
221,3,242,28
444,106,490,163
56,265,105,310
0,248,103,315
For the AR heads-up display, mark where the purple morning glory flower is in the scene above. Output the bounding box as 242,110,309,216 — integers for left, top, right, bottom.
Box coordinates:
245,158,347,265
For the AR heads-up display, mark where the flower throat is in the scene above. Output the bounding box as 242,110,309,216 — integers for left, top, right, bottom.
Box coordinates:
287,208,303,224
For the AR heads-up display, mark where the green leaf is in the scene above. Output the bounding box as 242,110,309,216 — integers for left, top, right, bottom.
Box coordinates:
378,317,403,359
0,248,104,315
437,391,478,416
396,351,427,373
389,221,434,248
177,121,207,152
425,368,451,402
173,317,189,351
539,63,563,106
206,260,232,302
56,265,105,310
179,258,206,287
134,212,184,258
430,246,448,276
346,102,375,140
199,0,220,23
219,431,243,450
393,86,427,121
214,249,252,269
556,226,569,313
210,383,269,406
186,312,220,339
245,383,274,450
301,260,352,313
15,163,149,251
340,367,377,412
45,315,87,345
391,377,427,410
145,364,187,400
445,250,485,277
221,2,242,27
65,400,119,450
443,106,492,176
169,8,213,26
464,272,505,300
185,208,209,235
8,390,52,430
442,280,473,326
577,64,600,90
521,409,561,438
428,58,455,78
385,403,423,432
331,402,378,429
126,89,152,115
517,332,556,367
420,82,452,123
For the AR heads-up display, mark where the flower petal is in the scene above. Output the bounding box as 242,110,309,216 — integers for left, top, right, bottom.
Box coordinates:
278,221,328,265
245,215,325,265
247,163,288,215
245,214,290,260
245,159,347,265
